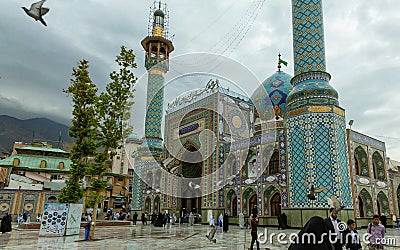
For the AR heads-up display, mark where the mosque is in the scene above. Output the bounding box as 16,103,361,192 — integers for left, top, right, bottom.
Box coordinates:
131,0,400,227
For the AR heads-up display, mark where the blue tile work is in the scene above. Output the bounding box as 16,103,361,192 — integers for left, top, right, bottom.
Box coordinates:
286,112,353,208
292,0,326,75
278,132,289,207
251,71,292,120
144,69,166,149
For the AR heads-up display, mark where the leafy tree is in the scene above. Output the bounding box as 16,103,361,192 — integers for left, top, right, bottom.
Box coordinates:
59,60,98,204
87,46,136,239
60,46,137,240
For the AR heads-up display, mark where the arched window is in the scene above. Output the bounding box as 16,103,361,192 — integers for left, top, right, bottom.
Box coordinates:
354,146,369,177
372,152,385,181
268,152,280,175
47,196,57,203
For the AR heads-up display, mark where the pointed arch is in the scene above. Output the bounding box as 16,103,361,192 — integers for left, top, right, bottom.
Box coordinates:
358,196,364,217
270,192,281,217
144,197,151,213
263,185,279,216
154,196,160,214
242,187,256,216
377,191,390,216
226,189,237,216
268,151,280,175
372,152,385,181
358,189,374,217
354,146,369,177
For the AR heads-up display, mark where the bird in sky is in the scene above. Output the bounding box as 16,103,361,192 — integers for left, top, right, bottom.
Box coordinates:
22,0,50,26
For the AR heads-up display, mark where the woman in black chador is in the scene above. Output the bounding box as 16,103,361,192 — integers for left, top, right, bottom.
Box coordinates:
288,216,334,250
154,212,164,227
1,213,12,233
223,213,229,232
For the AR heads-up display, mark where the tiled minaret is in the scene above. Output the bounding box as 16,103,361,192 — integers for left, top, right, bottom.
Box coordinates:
285,0,353,223
131,1,174,211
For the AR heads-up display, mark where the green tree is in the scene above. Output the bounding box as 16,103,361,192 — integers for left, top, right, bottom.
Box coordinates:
59,60,98,204
87,45,136,239
60,46,137,240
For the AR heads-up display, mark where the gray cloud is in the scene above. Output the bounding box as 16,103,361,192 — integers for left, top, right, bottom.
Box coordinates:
1,0,399,159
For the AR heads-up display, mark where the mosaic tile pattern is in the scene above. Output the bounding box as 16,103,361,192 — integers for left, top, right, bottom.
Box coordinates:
251,71,292,120
286,111,353,208
377,190,390,216
354,145,370,177
358,188,374,217
292,0,326,75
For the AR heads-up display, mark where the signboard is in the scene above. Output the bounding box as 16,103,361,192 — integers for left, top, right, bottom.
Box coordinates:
65,204,83,236
39,203,83,237
39,203,69,236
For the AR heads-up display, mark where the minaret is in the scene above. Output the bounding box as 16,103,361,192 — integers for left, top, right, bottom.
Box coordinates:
131,1,174,212
285,0,352,222
141,1,174,152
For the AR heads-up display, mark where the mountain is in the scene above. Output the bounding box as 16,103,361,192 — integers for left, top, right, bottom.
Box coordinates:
0,115,73,153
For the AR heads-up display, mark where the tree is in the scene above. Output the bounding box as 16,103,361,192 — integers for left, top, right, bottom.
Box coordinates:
60,46,137,240
59,60,98,204
87,46,136,239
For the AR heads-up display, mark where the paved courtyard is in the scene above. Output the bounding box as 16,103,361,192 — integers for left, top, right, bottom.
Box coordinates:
1,223,399,249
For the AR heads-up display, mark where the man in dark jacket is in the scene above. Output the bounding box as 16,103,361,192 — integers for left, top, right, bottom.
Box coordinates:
342,219,362,250
324,208,342,250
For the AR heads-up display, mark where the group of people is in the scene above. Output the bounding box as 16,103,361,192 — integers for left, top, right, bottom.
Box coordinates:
287,208,386,250
16,212,31,224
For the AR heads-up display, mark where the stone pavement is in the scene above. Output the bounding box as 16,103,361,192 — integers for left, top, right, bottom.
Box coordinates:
0,223,399,249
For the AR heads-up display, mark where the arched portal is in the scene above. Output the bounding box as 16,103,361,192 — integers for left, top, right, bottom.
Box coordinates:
358,189,374,217
377,191,390,216
178,142,203,215
154,196,160,214
145,197,151,213
249,194,257,216
270,192,281,217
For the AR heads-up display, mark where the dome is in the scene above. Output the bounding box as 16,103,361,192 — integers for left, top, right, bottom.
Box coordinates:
251,70,293,121
154,9,165,18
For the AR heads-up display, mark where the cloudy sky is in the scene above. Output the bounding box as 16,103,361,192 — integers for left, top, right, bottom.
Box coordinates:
1,0,399,159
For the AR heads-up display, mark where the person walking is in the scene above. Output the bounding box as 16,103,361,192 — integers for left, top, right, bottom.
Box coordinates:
249,213,260,250
324,208,343,250
223,212,229,232
367,215,385,250
342,219,362,250
132,212,138,225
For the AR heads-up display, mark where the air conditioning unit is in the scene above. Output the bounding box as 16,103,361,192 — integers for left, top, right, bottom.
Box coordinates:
17,171,24,175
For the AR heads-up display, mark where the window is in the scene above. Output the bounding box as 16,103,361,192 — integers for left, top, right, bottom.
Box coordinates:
59,162,64,170
268,152,280,175
13,158,20,166
40,160,47,168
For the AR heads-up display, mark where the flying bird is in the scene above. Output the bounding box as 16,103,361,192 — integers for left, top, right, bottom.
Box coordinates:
22,0,50,26
306,184,328,200
327,196,346,212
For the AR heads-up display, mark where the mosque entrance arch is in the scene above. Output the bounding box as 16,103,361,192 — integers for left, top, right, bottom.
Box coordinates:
176,142,203,216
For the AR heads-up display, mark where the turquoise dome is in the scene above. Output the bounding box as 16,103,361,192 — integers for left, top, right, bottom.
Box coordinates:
251,70,293,120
